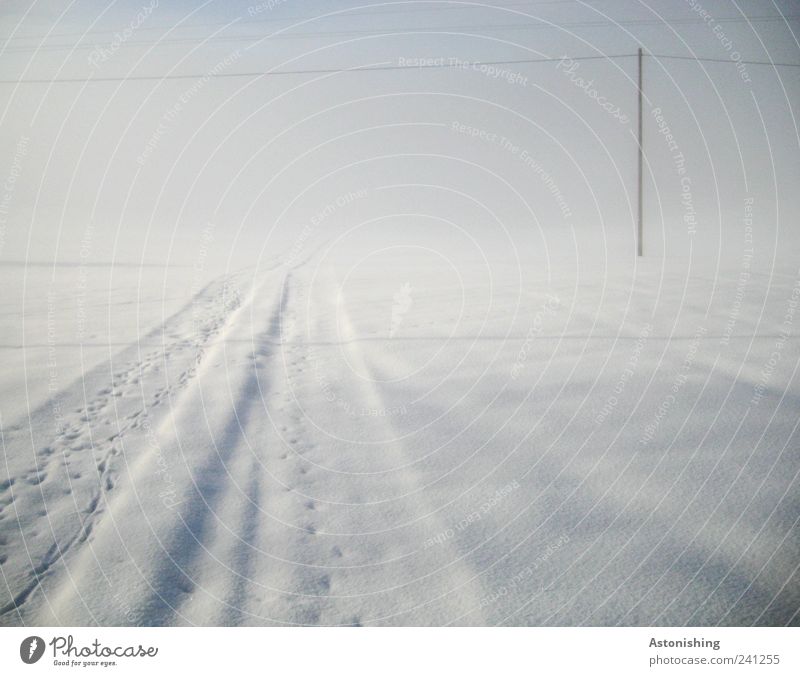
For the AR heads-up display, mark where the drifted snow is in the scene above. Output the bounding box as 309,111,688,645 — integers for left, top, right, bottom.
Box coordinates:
1,248,799,626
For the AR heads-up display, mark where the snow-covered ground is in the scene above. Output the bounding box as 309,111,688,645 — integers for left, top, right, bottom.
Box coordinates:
1,242,798,626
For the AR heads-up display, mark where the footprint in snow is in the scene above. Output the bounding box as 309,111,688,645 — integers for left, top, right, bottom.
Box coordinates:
176,576,195,594
25,472,46,486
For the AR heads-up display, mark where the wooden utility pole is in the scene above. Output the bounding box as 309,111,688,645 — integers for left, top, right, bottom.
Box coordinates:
637,46,644,256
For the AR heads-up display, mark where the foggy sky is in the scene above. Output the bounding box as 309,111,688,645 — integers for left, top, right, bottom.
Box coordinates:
0,0,798,270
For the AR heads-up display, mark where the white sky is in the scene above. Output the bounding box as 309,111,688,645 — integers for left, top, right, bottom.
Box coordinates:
0,0,798,269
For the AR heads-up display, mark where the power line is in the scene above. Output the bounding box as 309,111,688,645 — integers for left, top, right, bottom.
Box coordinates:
1,51,798,85
650,53,800,68
0,54,632,85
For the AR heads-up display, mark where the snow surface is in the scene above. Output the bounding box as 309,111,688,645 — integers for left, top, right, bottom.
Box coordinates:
1,244,798,626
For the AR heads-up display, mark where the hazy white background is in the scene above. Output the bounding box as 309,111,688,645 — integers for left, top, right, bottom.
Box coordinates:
0,0,797,270
2,0,800,629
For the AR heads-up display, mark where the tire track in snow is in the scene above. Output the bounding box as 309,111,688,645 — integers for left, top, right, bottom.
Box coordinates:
35,269,278,624
0,270,254,623
153,274,296,625
253,268,489,625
